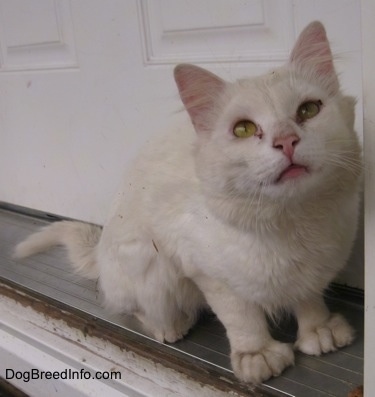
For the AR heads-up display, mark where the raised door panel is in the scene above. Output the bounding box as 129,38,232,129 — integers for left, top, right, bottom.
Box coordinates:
139,0,295,64
0,0,77,71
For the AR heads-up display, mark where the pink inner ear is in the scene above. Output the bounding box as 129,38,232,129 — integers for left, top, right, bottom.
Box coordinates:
290,21,338,91
174,64,226,133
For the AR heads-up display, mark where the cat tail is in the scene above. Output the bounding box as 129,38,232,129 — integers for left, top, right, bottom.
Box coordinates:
14,221,102,279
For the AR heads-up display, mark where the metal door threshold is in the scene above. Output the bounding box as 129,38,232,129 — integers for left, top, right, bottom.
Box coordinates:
0,206,363,397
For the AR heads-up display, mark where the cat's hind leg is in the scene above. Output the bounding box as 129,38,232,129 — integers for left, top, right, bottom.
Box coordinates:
134,257,205,343
97,237,204,343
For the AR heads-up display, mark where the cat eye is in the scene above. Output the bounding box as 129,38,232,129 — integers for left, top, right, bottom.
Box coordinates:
233,120,258,138
297,100,322,122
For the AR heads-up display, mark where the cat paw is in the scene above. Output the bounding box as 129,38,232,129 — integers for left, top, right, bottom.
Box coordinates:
142,314,196,344
154,328,186,343
295,313,355,355
231,341,294,384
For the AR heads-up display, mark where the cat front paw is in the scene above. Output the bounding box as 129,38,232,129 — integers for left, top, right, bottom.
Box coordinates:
295,313,355,356
231,341,294,384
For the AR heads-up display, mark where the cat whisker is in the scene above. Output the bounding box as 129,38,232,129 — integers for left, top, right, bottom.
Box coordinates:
325,152,364,174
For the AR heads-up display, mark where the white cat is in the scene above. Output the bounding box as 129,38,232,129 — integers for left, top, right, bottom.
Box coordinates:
14,21,362,384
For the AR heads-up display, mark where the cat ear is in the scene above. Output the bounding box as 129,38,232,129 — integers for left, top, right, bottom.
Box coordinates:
174,64,226,133
289,21,339,94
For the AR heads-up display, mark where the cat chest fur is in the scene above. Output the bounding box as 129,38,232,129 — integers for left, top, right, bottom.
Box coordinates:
163,195,358,312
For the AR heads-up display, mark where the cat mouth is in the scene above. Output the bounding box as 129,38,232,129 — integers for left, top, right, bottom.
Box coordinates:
276,164,308,183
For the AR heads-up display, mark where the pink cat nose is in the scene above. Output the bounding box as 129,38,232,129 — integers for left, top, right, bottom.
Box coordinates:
273,134,300,160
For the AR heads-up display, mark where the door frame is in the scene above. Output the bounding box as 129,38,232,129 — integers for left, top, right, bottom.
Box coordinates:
362,0,375,394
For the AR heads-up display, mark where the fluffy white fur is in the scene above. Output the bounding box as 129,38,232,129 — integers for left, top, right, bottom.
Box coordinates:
14,22,362,384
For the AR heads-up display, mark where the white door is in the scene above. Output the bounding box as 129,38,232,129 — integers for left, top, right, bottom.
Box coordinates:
1,0,371,392
0,0,363,222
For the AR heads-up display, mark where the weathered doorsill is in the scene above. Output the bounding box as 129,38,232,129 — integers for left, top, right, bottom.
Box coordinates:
0,204,364,397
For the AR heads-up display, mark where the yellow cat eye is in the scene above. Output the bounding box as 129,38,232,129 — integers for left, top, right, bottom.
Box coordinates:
233,120,258,138
297,100,321,122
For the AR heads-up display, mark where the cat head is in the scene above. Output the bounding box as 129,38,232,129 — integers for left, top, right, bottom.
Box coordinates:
174,21,361,204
